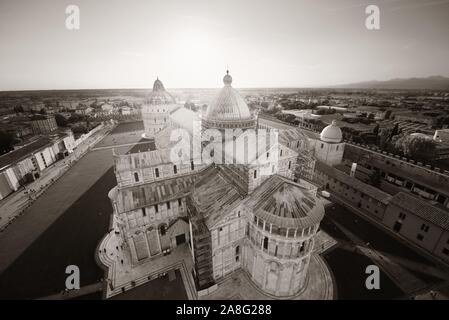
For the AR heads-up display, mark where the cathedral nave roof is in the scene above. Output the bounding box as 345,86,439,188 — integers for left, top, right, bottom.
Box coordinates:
116,173,197,213
189,165,244,229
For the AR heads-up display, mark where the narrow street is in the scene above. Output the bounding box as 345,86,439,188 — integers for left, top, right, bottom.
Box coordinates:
321,203,447,299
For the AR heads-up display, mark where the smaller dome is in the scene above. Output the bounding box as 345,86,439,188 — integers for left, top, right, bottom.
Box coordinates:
153,77,165,92
320,120,342,143
146,77,175,105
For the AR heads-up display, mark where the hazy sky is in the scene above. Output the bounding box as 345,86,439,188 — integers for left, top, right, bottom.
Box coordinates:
1,0,449,90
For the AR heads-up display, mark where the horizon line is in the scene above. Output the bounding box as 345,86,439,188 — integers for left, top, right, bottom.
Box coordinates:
2,86,449,94
2,74,449,93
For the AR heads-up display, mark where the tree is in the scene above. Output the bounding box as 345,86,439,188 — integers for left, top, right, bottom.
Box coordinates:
72,124,88,134
378,128,392,149
260,102,269,109
314,107,336,115
0,130,17,155
373,124,380,136
390,123,399,139
275,113,297,124
368,170,382,188
39,108,47,115
393,135,437,162
14,105,24,113
30,114,47,120
68,113,85,123
55,113,68,127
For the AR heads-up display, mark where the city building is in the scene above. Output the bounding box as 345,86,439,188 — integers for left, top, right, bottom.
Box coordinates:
314,160,449,264
309,120,345,166
434,129,449,143
314,161,392,221
258,115,346,176
0,132,75,199
100,72,325,298
121,106,132,115
382,192,449,264
342,144,449,208
0,123,32,140
101,103,114,114
393,112,439,126
30,115,57,134
257,115,316,181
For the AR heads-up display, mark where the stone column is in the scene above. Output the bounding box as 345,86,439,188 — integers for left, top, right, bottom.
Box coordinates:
275,263,282,295
156,229,162,254
128,236,138,265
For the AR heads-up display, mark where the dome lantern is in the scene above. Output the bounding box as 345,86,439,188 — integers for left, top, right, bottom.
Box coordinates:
223,70,232,86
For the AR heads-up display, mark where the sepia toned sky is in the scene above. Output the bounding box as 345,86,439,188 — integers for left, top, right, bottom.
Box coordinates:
1,0,449,90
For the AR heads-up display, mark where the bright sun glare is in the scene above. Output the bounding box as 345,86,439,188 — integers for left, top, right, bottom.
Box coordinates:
170,28,224,70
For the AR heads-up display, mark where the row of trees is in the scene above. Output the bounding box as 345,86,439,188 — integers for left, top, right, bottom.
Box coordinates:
343,121,437,162
14,106,47,115
374,123,437,161
391,134,437,162
54,113,90,127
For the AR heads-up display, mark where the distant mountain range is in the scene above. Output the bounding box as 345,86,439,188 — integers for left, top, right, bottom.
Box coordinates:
335,75,449,91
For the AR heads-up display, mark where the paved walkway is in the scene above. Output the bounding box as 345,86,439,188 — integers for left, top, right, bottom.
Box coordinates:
0,148,115,274
92,140,151,152
38,282,103,300
313,230,338,254
201,254,334,300
95,130,144,149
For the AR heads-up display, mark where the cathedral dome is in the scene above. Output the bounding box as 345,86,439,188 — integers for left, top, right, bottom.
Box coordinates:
146,78,175,105
204,71,252,122
320,120,342,143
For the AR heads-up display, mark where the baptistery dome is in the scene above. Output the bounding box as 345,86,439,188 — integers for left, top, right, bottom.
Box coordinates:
320,120,343,143
203,71,256,130
145,78,175,105
142,77,177,139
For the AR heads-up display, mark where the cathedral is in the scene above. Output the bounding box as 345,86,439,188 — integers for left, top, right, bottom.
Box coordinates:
101,71,335,298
